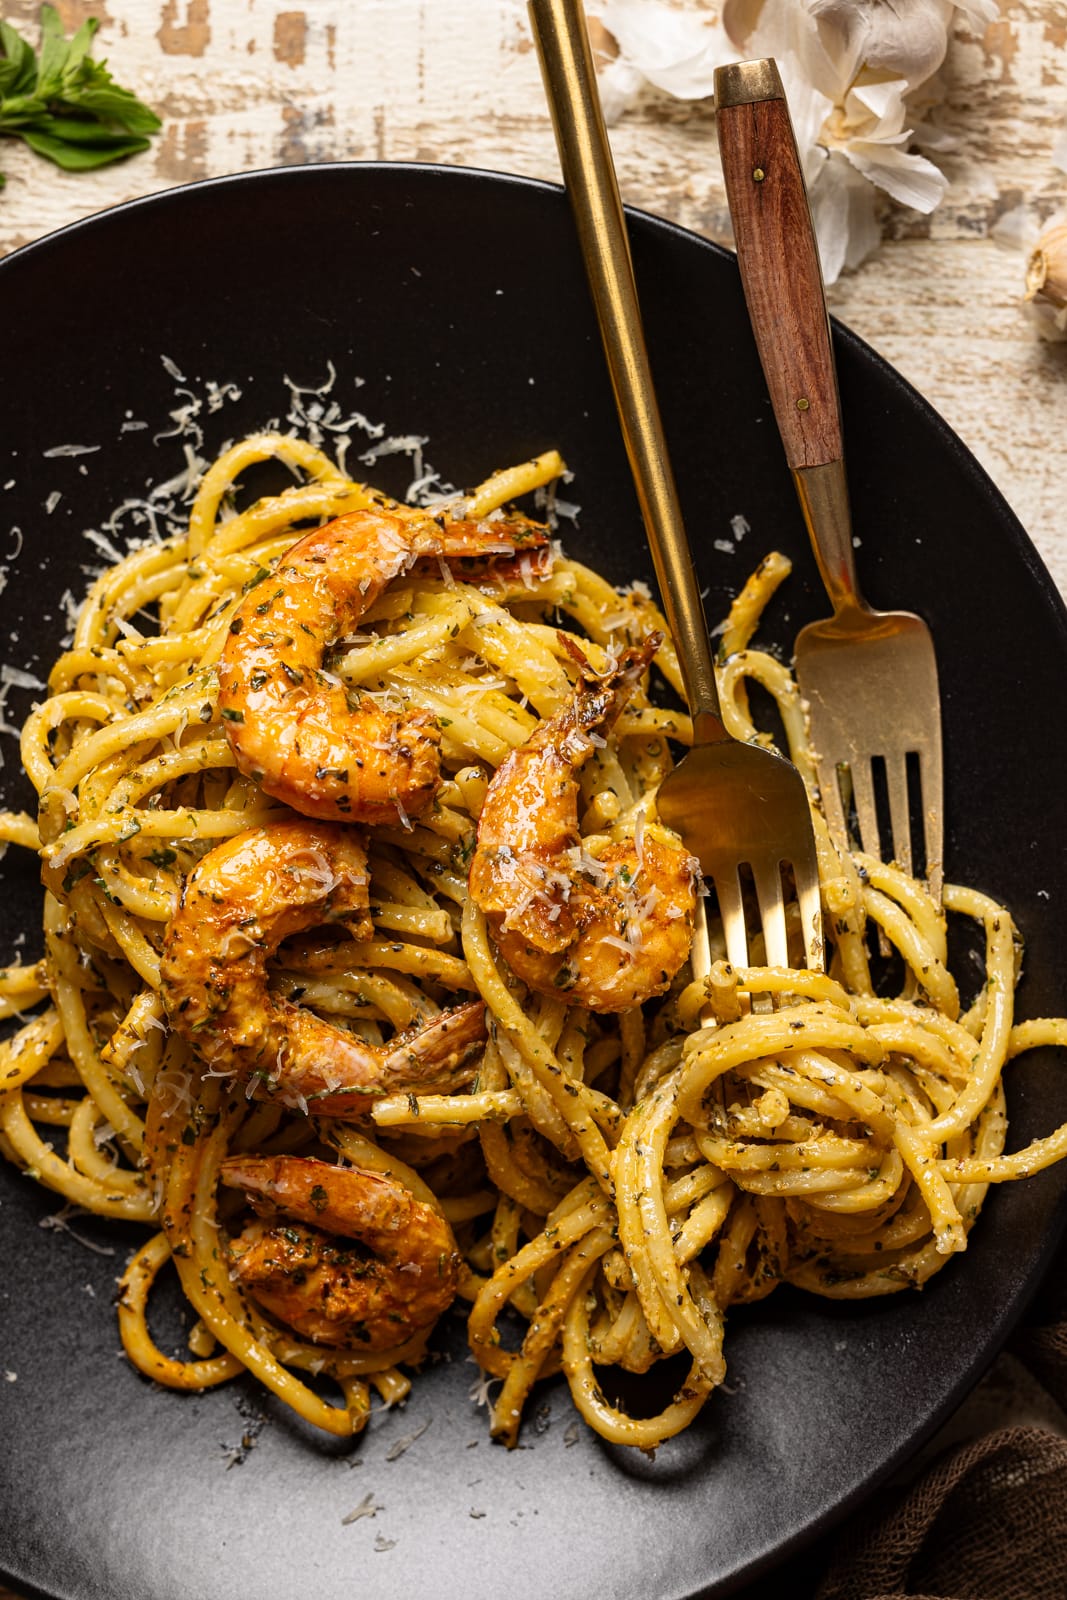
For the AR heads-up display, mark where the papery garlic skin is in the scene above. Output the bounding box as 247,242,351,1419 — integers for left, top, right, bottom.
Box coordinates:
581,0,996,285
792,0,953,90
722,0,967,281
589,0,729,120
1024,218,1067,343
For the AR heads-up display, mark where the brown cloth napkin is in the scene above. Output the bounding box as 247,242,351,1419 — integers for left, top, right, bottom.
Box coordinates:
813,1424,1067,1600
740,1230,1067,1600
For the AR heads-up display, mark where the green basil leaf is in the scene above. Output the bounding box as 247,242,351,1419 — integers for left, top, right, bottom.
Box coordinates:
0,95,50,132
20,121,152,171
60,66,161,135
35,5,99,100
0,20,39,98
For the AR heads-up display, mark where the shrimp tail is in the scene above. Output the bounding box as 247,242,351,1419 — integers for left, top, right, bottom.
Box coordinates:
219,1154,403,1237
410,510,550,567
271,997,488,1118
558,629,663,733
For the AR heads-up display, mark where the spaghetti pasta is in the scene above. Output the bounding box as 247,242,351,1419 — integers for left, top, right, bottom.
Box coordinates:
2,427,1066,1452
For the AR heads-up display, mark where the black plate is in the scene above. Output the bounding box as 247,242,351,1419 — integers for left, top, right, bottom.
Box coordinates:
1,164,1066,1600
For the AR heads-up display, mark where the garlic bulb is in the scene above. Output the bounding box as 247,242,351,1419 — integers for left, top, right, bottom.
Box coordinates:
1024,218,1067,341
1026,220,1067,309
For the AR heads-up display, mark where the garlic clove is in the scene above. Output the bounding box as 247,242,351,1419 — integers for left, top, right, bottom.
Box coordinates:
1025,219,1067,311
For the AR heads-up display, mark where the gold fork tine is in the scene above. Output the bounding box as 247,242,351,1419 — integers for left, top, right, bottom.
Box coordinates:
850,759,881,866
885,756,913,878
752,863,790,969
922,744,944,904
714,871,749,971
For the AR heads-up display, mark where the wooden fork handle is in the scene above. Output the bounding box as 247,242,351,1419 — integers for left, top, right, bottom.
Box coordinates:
715,59,843,471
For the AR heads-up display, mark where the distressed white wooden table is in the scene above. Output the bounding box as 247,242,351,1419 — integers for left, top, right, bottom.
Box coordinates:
1,0,1065,594
0,4,1065,1598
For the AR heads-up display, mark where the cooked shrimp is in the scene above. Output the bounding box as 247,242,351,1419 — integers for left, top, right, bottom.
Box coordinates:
469,635,698,1011
160,818,485,1116
219,1154,461,1350
218,506,551,825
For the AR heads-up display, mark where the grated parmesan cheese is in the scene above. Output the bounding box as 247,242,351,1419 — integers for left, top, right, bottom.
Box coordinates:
1,664,46,691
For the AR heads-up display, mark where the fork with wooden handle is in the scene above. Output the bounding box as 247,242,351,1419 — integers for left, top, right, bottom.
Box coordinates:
528,0,823,978
715,57,944,904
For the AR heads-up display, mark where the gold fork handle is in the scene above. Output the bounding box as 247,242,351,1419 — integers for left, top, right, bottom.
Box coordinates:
529,0,727,740
715,58,864,618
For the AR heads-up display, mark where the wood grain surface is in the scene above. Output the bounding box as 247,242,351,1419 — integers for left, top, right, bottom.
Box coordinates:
0,5,1065,1599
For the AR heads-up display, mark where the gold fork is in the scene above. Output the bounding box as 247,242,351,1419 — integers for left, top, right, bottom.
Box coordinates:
528,1,823,976
715,58,944,902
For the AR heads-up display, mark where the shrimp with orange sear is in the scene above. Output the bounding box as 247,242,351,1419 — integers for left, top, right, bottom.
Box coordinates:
160,817,485,1116
469,633,698,1011
219,1154,461,1350
217,505,551,825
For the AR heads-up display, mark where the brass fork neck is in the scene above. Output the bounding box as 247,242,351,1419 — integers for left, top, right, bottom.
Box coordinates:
792,459,867,619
